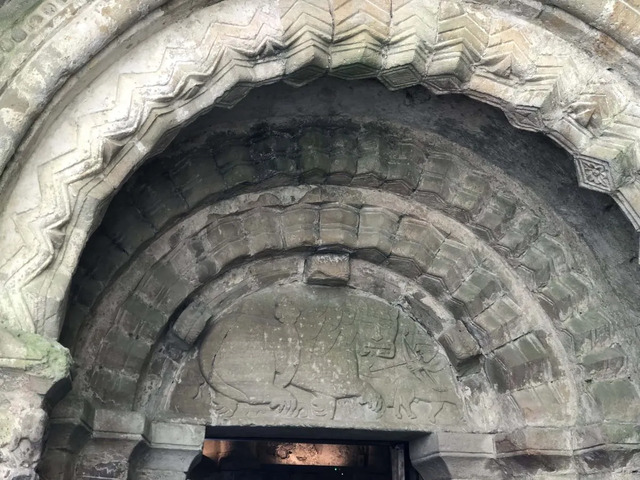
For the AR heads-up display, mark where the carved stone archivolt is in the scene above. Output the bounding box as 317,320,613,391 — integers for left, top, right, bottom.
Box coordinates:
30,119,638,479
2,0,640,339
66,187,572,427
50,118,634,435
0,109,616,478
1,1,640,477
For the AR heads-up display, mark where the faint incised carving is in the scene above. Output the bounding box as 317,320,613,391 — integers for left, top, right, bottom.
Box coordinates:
198,286,460,425
198,296,302,418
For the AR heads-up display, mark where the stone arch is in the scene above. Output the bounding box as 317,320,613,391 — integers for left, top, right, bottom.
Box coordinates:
35,115,639,478
1,1,640,478
69,192,572,420
1,0,640,337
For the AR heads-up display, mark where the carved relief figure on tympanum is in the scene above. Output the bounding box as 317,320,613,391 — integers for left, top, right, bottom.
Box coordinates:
199,293,391,419
289,298,396,418
392,326,458,421
198,296,302,418
355,299,398,359
197,286,459,424
360,322,460,423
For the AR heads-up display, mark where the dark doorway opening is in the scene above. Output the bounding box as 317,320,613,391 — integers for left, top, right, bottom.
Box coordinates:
189,438,412,480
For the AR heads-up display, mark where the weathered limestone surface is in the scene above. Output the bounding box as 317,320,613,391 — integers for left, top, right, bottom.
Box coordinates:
1,0,640,338
39,402,204,480
190,285,461,426
0,330,70,480
30,112,633,478
0,0,639,478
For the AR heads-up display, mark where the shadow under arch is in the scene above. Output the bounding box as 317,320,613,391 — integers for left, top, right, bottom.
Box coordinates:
40,118,630,479
2,0,640,339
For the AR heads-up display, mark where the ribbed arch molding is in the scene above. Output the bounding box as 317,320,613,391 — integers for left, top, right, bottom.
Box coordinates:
44,120,640,478
69,185,573,428
65,121,613,352
2,0,640,338
58,120,638,430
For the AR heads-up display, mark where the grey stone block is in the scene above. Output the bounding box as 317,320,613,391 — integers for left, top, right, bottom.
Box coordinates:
562,309,611,354
539,272,590,320
383,140,423,194
391,217,445,271
486,332,555,391
91,409,146,436
304,253,350,285
144,422,204,448
469,296,522,350
409,432,499,479
438,321,481,370
580,346,626,378
242,207,284,254
427,239,476,292
318,204,359,247
357,206,399,255
591,380,640,422
417,152,456,197
497,211,540,255
168,154,226,206
281,204,319,248
215,144,257,186
206,216,250,270
471,194,517,240
452,267,502,318
444,172,489,213
299,128,331,179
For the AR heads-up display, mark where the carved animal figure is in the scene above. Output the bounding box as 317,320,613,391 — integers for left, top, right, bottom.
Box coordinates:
198,294,397,419
198,296,302,417
289,300,395,418
390,334,459,421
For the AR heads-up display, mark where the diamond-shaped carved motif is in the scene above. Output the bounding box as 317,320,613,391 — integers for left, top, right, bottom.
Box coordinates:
577,158,612,192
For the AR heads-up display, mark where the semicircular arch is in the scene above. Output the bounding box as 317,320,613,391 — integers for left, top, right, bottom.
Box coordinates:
61,173,593,434
1,0,640,339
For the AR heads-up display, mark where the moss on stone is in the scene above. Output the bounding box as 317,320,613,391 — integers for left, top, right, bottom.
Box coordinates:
0,327,70,381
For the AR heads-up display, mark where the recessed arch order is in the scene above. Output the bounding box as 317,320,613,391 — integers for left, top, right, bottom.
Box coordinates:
40,116,639,479
3,1,640,476
2,0,640,336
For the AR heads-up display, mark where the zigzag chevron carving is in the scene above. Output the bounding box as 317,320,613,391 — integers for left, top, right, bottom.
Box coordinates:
1,0,640,334
379,0,438,89
426,1,490,90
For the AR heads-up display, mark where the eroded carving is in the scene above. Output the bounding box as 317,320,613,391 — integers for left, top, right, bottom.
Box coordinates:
198,296,302,417
3,0,640,337
195,285,460,426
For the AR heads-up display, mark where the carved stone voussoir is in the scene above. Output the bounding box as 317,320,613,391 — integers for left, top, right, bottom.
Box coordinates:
1,0,640,338
304,253,351,285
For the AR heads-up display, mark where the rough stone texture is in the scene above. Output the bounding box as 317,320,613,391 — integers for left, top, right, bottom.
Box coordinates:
0,330,70,480
0,369,69,480
39,400,204,480
29,111,631,478
0,1,639,478
190,284,461,427
0,389,47,480
304,253,351,286
1,0,640,339
409,432,499,479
